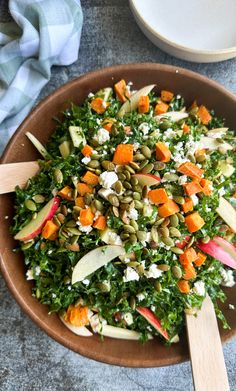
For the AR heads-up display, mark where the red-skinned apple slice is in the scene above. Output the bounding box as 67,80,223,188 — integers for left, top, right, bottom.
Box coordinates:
14,197,60,241
197,238,236,269
133,173,161,187
136,307,169,340
176,235,191,249
216,196,236,233
98,324,153,340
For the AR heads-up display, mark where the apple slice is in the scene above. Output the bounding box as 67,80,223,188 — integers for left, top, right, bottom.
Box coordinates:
197,238,236,269
60,315,93,336
155,111,188,122
72,245,125,284
133,173,161,187
198,137,233,151
216,196,236,233
14,197,60,241
207,127,228,137
118,84,156,117
176,235,191,249
26,132,49,159
136,307,169,340
98,324,151,340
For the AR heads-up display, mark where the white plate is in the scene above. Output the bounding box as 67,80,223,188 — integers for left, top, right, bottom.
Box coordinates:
130,0,236,63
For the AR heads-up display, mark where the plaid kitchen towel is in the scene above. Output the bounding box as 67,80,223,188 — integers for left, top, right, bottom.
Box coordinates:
0,0,83,154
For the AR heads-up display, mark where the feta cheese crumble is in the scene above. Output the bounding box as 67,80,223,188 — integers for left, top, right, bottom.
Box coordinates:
123,267,140,282
106,231,122,245
123,312,134,326
139,122,150,135
82,279,90,286
26,269,34,280
81,156,91,164
99,171,118,189
220,268,235,287
144,264,163,279
76,220,93,233
136,292,146,301
193,281,205,296
93,128,110,145
190,194,199,206
127,208,138,221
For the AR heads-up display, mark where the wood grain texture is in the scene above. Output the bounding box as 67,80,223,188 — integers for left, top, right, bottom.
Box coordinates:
186,295,230,391
0,161,39,194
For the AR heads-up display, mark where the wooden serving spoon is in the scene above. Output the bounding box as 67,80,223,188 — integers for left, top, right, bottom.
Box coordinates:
0,161,231,390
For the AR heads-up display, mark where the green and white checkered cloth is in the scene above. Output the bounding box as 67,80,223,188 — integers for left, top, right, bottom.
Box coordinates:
0,0,83,154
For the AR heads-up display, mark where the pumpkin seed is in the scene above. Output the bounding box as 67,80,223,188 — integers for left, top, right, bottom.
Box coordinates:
150,240,158,249
129,161,140,170
66,227,81,235
129,234,137,243
120,232,130,240
70,235,80,245
130,219,139,231
158,264,170,271
137,264,145,274
171,246,184,254
114,181,123,194
67,243,80,251
125,165,135,174
123,224,136,234
187,153,196,163
173,196,185,205
155,217,165,226
72,188,78,200
186,236,195,248
130,296,136,310
161,237,174,247
32,194,45,203
122,196,133,204
36,289,41,299
116,165,124,173
87,160,100,168
133,153,145,161
73,206,82,214
108,194,119,207
161,217,170,227
159,227,169,238
159,120,172,130
95,169,102,175
25,199,37,211
120,203,130,210
66,220,76,227
184,308,197,315
57,213,65,224
54,168,63,183
172,265,182,279
124,181,132,190
120,210,130,224
137,231,147,241
134,200,143,209
170,214,179,227
124,170,131,181
21,241,34,250
94,199,103,211
151,226,159,242
169,227,181,237
61,230,70,239
218,146,227,155
133,192,141,200
163,173,179,182
102,160,111,170
111,206,119,217
133,185,142,192
154,281,162,292
141,163,154,174
138,159,149,170
196,154,206,163
141,145,152,159
61,205,68,216
90,153,102,160
107,162,115,171
84,193,93,205
142,185,148,199
53,216,61,227
127,261,139,267
131,176,139,186
154,161,166,170
176,212,185,222
202,235,210,244
97,282,111,292
118,173,126,181
32,212,38,220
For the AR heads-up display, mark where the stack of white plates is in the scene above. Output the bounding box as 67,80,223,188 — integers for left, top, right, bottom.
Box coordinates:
130,0,236,62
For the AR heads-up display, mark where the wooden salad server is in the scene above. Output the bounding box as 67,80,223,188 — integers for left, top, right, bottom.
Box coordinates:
0,161,231,391
186,294,230,391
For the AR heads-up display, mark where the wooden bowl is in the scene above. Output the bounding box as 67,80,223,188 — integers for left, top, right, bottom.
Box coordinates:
0,64,236,367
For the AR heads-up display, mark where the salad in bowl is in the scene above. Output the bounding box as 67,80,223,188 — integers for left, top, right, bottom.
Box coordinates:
12,79,236,343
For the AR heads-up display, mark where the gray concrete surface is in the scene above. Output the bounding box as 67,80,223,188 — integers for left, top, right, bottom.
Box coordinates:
0,0,236,390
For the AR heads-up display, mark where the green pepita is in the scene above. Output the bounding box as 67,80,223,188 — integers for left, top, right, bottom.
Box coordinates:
32,194,45,203
102,160,112,170
163,173,179,182
54,168,63,184
171,247,184,255
124,181,132,190
118,173,126,181
169,227,181,237
157,264,170,271
123,224,136,234
173,196,185,205
133,153,145,161
133,192,141,200
84,193,93,205
125,165,135,174
154,161,166,170
141,145,152,159
32,212,38,220
112,206,119,217
155,217,165,226
129,234,137,243
66,227,81,235
122,196,133,204
94,199,104,211
61,205,68,216
172,265,182,279
87,160,100,169
137,231,147,241
176,212,185,223
142,185,148,199
154,281,162,292
134,200,143,209
53,216,61,227
170,214,179,227
25,199,37,211
114,181,123,194
131,176,139,186
130,296,136,310
138,159,149,170
129,161,140,171
108,194,119,207
124,170,131,181
151,226,159,242
141,163,154,174
130,219,139,231
161,237,174,247
66,219,77,227
21,241,34,250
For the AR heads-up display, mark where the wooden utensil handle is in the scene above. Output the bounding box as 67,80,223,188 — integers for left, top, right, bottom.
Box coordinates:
0,161,39,194
186,295,230,391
